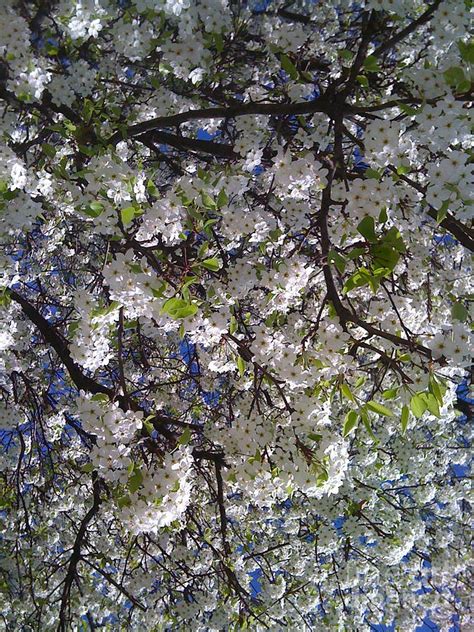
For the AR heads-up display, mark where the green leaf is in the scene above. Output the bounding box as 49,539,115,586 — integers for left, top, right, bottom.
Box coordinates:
429,376,444,406
371,243,400,271
396,164,410,175
178,427,192,445
146,179,159,196
216,188,228,207
315,467,329,486
339,49,354,60
213,32,224,53
0,291,11,308
121,206,136,225
443,66,465,87
42,143,56,158
458,40,474,63
280,53,299,80
346,247,367,260
451,301,469,322
365,168,381,180
366,400,393,417
78,144,96,157
45,42,59,56
356,75,369,87
161,297,198,319
435,199,450,224
151,284,167,298
328,250,347,274
357,216,377,242
383,227,406,253
91,393,108,403
237,355,246,377
399,103,419,116
117,495,132,508
410,394,427,419
343,411,359,437
204,218,219,230
421,392,440,418
401,405,409,434
143,418,155,435
201,257,222,271
457,79,472,93
128,467,143,494
363,55,380,73
382,388,399,400
201,191,217,210
182,276,199,290
83,202,104,218
81,462,94,473
343,267,373,294
360,409,377,442
340,383,355,402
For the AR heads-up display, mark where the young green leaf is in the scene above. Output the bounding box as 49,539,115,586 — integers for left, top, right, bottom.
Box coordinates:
410,394,427,419
178,427,192,445
237,355,246,377
340,383,356,402
451,301,469,322
363,55,380,72
201,257,222,271
121,206,136,225
357,216,377,242
343,411,359,437
128,467,143,494
421,392,440,418
280,54,299,80
161,297,198,319
401,405,410,434
366,400,393,417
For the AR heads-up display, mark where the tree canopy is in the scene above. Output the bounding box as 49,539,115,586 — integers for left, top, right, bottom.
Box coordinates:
0,0,472,630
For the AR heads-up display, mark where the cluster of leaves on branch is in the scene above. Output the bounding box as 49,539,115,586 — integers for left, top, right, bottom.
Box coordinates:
0,0,472,630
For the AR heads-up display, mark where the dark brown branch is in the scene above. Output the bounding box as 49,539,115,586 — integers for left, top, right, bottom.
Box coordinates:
373,0,443,58
318,169,434,358
57,474,101,632
387,167,474,252
80,557,146,612
277,8,311,24
9,290,179,441
108,98,332,145
215,460,231,555
428,210,474,252
9,290,114,398
140,130,237,159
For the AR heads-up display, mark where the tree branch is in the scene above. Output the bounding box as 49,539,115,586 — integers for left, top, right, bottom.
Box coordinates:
108,98,332,145
9,290,114,398
373,0,443,58
139,130,237,159
57,473,101,632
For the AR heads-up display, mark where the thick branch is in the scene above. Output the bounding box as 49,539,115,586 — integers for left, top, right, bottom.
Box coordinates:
9,290,113,398
108,98,332,145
